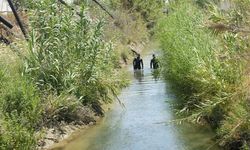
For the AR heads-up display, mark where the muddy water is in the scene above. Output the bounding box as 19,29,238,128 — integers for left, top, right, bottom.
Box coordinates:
61,54,221,150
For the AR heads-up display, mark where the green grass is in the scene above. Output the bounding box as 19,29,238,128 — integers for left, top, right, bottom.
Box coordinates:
0,64,41,149
157,1,250,149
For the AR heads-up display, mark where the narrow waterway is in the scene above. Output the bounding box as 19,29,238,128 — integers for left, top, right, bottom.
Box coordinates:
60,54,220,150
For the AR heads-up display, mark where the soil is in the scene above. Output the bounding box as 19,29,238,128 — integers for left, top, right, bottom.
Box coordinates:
36,105,102,150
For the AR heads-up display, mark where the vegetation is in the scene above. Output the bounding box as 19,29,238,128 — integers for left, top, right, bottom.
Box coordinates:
1,0,249,149
80,0,165,64
157,0,250,149
107,0,165,23
0,0,164,149
0,0,130,149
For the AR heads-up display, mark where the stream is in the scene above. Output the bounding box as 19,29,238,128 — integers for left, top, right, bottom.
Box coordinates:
57,53,221,150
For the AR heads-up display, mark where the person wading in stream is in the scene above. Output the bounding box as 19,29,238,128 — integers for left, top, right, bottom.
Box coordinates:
133,54,144,70
150,54,159,69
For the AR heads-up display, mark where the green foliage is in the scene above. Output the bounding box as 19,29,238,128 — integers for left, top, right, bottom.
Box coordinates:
0,119,36,150
0,68,41,149
24,0,127,104
0,67,5,87
129,0,165,22
157,2,225,98
1,78,42,128
195,0,220,8
208,2,245,26
0,0,129,149
107,0,165,24
157,1,249,148
42,93,82,124
218,101,250,147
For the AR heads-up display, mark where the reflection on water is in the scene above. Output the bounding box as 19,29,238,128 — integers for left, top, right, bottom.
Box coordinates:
134,70,144,82
134,69,160,82
151,69,161,81
60,54,221,150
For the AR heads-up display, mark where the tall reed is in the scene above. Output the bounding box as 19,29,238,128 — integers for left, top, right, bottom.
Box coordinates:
157,1,249,148
25,0,127,103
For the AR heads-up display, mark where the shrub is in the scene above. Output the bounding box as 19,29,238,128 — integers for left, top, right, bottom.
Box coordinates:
0,119,36,150
41,93,82,125
1,78,42,128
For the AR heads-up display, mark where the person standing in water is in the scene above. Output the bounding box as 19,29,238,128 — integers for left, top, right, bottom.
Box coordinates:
150,54,159,69
133,54,144,70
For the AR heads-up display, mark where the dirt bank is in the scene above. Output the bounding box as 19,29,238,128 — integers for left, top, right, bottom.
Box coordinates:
37,105,104,150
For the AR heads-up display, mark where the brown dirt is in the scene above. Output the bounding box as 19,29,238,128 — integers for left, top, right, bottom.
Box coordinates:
36,105,103,150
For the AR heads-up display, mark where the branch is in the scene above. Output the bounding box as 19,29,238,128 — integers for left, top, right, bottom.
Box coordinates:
0,16,13,29
6,0,28,40
91,0,114,19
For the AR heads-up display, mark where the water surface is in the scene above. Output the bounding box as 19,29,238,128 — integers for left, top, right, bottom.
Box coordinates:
62,54,220,150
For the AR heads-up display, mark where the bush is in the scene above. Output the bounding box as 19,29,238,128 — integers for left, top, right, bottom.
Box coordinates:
1,78,42,128
0,119,36,150
42,93,82,125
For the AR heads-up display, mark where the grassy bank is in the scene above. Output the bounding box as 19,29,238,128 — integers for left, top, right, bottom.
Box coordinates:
0,0,130,149
156,0,250,149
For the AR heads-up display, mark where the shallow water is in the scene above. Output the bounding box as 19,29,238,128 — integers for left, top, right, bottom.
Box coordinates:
61,54,221,150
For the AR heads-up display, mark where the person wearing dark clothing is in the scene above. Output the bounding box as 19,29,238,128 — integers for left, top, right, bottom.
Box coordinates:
133,54,144,70
150,54,159,69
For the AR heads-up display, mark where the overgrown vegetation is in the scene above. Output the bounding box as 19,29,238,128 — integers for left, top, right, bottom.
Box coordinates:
0,0,130,149
77,0,165,65
3,0,249,149
157,0,250,149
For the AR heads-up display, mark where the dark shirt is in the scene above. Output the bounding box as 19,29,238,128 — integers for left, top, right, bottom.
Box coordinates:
133,57,143,70
150,58,159,69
